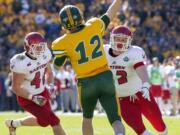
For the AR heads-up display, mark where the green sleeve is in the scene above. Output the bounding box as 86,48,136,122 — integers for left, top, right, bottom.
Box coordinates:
100,14,110,30
53,56,67,69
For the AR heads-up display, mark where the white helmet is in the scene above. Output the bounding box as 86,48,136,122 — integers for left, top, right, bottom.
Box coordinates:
110,26,132,51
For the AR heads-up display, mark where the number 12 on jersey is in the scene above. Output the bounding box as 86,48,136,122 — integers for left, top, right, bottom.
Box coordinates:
75,35,103,64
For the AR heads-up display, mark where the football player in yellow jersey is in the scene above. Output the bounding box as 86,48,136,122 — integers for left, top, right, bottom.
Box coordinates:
52,0,125,135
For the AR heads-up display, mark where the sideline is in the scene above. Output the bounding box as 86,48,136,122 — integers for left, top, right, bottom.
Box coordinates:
0,111,180,118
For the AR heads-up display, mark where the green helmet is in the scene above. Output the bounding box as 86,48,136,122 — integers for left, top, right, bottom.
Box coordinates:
59,5,84,30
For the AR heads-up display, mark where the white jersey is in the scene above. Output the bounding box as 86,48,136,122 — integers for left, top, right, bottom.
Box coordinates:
10,49,52,95
164,65,176,88
56,70,71,89
69,70,76,86
104,45,146,97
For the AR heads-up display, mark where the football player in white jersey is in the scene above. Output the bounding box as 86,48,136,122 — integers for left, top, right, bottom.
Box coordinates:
164,58,178,116
147,57,164,111
5,32,67,135
104,26,167,135
56,66,72,112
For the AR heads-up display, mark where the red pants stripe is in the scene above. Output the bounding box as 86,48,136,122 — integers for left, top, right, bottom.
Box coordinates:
119,92,166,135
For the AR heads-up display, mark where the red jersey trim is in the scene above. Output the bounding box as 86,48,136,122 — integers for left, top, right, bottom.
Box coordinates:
133,62,144,69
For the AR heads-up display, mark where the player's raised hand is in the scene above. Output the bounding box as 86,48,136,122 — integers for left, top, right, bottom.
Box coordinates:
31,95,47,106
106,0,123,21
141,82,151,101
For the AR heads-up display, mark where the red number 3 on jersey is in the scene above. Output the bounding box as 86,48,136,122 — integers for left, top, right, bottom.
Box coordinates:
116,70,128,84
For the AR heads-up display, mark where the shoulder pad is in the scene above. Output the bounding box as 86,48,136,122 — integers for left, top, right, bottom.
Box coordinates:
10,53,25,63
131,45,143,51
10,53,26,74
45,48,52,61
52,35,66,50
103,44,110,51
86,17,100,24
16,54,26,61
129,46,145,56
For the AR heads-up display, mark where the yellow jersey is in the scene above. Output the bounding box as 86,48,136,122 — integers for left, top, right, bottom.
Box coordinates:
52,17,109,78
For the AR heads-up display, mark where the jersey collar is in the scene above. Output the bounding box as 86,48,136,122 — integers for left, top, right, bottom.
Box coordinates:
25,52,37,60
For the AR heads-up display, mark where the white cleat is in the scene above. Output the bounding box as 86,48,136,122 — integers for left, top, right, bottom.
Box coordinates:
5,120,16,135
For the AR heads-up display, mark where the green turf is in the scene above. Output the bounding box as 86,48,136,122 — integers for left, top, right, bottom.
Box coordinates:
0,112,179,135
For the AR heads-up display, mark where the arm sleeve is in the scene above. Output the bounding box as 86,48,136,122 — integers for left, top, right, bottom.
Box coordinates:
100,14,110,30
132,47,146,69
45,48,52,61
10,58,26,74
86,17,108,36
51,40,68,58
51,39,68,68
147,65,152,78
53,56,67,69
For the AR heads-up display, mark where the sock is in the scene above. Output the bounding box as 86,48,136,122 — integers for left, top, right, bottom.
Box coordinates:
12,120,22,128
141,130,153,135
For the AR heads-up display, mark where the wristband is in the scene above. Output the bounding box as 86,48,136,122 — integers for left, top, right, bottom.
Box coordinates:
142,82,150,89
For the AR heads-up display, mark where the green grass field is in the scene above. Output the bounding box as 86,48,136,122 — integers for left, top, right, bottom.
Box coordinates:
0,112,179,135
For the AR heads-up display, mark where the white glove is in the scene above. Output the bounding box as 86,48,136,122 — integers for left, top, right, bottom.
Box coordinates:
47,83,56,99
28,94,47,106
141,82,151,101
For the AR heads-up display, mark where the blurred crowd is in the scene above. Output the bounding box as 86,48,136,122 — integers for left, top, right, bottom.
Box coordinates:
0,0,179,114
147,56,180,116
0,0,179,73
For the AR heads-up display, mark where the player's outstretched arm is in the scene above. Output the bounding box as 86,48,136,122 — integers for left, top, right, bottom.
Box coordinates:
105,0,123,21
51,39,68,70
53,56,67,70
136,66,151,101
136,65,149,84
46,63,54,85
